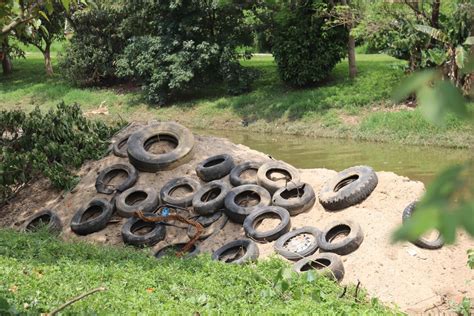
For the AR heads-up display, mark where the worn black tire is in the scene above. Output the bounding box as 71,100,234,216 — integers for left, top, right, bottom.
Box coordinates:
154,243,200,259
272,182,316,216
293,253,345,282
116,186,160,218
318,220,364,255
257,161,300,194
319,165,378,211
274,226,320,260
243,206,291,242
121,214,166,247
21,209,62,235
196,154,235,182
192,211,224,227
187,213,228,240
402,202,444,249
95,163,138,194
70,198,113,236
224,184,272,224
127,122,194,172
113,133,132,158
230,161,263,186
212,239,259,264
192,180,230,215
160,177,201,208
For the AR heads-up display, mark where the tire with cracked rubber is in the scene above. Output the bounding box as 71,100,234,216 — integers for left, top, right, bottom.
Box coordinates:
402,202,444,249
274,226,320,260
160,177,200,208
272,182,316,216
21,209,62,234
70,198,113,235
257,161,300,194
224,184,271,224
243,206,291,242
318,219,364,255
95,163,138,194
192,180,230,215
293,253,345,282
230,161,263,186
116,186,160,217
127,122,194,172
212,239,259,264
195,154,235,182
121,214,166,247
319,165,378,211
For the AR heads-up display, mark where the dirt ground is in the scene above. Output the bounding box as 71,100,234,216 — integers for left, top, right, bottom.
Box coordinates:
1,122,473,314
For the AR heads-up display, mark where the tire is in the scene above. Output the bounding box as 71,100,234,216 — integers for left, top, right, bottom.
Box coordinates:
154,242,200,259
318,219,364,255
274,226,320,260
187,213,228,240
192,180,230,215
319,165,378,211
257,161,300,194
95,163,138,194
224,184,271,224
121,214,166,247
272,182,316,216
192,211,224,227
293,253,345,282
70,198,114,235
116,186,160,218
21,209,62,235
196,154,235,182
212,239,259,264
402,202,444,249
113,133,131,158
243,206,291,242
160,177,201,208
127,122,194,172
230,161,263,186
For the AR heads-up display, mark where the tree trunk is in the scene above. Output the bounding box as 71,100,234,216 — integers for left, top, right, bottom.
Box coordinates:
431,0,440,28
1,40,12,75
43,43,53,76
342,0,357,79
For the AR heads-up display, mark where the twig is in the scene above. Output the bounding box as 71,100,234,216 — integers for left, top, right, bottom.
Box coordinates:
339,286,347,298
354,280,361,301
47,286,107,316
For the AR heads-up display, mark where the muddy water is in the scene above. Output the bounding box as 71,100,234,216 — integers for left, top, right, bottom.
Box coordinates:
195,129,471,184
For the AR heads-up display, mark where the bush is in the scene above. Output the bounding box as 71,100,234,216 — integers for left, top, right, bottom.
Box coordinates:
0,103,117,203
270,2,348,87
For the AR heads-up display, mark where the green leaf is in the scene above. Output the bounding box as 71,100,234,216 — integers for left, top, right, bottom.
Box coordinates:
39,25,49,37
38,10,50,22
392,205,440,242
392,70,437,102
45,2,54,14
61,0,71,14
414,24,448,43
464,36,474,45
455,46,467,69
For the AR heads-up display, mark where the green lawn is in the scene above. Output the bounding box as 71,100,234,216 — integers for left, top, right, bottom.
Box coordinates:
1,48,472,148
0,229,397,315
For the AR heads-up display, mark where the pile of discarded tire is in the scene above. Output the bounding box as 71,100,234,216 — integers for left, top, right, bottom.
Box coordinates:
21,121,440,284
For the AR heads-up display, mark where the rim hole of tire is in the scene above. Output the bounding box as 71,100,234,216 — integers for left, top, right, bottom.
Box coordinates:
284,233,314,252
169,184,194,198
125,191,148,205
301,258,331,271
132,223,154,236
334,175,359,192
235,191,261,207
326,224,351,243
144,134,178,155
280,186,304,200
240,168,257,182
254,214,281,232
266,168,292,186
204,158,225,168
201,188,221,202
27,214,51,230
117,137,129,150
104,169,128,187
82,205,103,222
220,246,245,262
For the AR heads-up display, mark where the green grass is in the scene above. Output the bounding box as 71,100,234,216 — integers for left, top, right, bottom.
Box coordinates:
0,229,398,315
1,47,472,148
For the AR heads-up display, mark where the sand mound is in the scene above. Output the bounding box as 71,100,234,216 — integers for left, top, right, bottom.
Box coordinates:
1,122,472,314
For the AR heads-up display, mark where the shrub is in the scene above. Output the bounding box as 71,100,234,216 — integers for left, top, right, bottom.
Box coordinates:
0,103,117,203
270,2,348,87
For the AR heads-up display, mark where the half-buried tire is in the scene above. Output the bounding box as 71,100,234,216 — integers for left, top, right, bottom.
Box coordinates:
21,209,62,234
95,163,138,194
212,239,259,264
154,243,200,259
160,177,200,208
113,133,132,158
229,161,263,186
121,214,166,247
192,180,230,215
116,186,160,218
293,253,345,282
70,198,114,235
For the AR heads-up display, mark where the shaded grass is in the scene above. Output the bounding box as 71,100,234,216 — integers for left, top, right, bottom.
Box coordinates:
0,229,398,315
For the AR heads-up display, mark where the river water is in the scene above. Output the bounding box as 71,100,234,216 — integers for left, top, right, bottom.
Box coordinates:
195,129,471,185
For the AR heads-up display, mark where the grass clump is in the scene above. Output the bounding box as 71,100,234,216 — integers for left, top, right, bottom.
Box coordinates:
0,229,398,315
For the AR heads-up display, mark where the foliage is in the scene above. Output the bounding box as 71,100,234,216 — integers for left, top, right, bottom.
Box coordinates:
468,249,474,269
268,1,348,87
0,229,396,315
451,297,472,316
0,103,117,203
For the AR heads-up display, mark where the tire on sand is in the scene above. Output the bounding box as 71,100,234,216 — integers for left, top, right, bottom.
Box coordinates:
257,161,300,194
95,163,138,194
121,214,166,247
195,154,235,182
318,219,364,255
243,206,291,242
212,239,259,264
70,198,113,235
293,253,345,282
21,209,62,235
224,184,271,224
274,226,320,260
402,202,444,249
272,182,315,216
